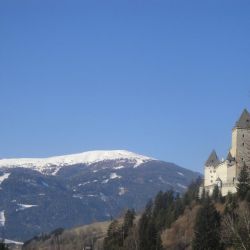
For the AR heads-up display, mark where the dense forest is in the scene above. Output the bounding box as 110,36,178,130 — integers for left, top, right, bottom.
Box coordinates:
103,164,250,250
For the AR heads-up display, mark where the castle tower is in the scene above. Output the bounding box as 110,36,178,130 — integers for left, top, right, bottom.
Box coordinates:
204,150,220,187
230,109,250,173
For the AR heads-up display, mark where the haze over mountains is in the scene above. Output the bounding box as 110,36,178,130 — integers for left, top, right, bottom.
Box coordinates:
0,150,200,241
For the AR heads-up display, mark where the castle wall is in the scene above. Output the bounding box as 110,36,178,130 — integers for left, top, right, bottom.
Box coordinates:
221,184,237,196
204,110,250,197
231,128,250,169
215,162,227,183
227,163,237,182
231,129,237,159
204,166,216,186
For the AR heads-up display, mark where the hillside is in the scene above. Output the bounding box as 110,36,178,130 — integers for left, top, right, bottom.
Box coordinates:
22,173,250,250
0,150,200,241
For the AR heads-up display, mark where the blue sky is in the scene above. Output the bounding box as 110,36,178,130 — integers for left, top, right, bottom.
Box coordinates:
0,0,249,172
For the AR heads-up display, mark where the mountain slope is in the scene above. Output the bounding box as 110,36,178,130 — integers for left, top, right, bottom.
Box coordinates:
0,150,200,241
0,150,153,175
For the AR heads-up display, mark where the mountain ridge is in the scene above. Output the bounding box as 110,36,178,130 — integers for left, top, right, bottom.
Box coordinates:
0,151,200,241
0,150,155,175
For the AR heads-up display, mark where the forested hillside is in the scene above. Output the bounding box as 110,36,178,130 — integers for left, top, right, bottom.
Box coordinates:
23,165,250,250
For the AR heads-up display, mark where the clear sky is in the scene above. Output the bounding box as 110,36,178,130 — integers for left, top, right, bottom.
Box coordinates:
0,1,249,172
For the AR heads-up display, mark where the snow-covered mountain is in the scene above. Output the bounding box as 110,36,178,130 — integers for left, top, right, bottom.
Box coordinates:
0,150,200,242
0,150,154,175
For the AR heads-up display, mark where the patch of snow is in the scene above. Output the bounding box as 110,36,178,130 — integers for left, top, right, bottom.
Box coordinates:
166,181,173,186
0,211,5,226
0,150,154,175
100,193,108,202
92,180,98,183
102,179,109,184
17,204,38,211
74,194,98,199
110,173,122,179
113,166,125,170
73,194,83,199
177,183,187,189
177,172,184,176
0,173,11,185
78,181,90,186
41,181,49,187
118,187,127,196
2,239,23,245
93,170,98,173
158,176,165,183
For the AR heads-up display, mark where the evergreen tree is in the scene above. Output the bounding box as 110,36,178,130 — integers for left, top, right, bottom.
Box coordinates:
138,200,152,250
212,184,220,202
123,209,135,239
103,220,123,250
224,192,238,216
155,232,163,250
237,164,250,200
138,199,163,250
153,190,175,231
192,197,223,250
183,177,202,206
0,242,8,250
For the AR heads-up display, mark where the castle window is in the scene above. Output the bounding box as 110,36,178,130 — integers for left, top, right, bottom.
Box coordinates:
242,143,245,146
211,180,213,183
242,134,245,138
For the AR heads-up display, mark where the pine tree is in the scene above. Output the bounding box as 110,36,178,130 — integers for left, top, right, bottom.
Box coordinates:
138,201,152,250
224,192,238,215
0,242,8,250
237,164,250,200
192,197,223,250
212,184,220,202
138,199,163,250
103,220,123,250
123,209,135,239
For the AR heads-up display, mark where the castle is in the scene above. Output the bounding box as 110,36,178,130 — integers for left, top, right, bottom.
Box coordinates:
204,109,250,196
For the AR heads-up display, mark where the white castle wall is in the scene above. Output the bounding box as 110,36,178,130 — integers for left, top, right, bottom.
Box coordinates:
203,110,250,196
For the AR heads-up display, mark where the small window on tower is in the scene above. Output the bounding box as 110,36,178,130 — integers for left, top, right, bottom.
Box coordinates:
242,134,245,138
242,143,245,146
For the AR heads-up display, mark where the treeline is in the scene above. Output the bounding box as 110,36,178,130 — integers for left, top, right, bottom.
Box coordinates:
193,164,250,250
104,165,250,250
103,177,202,250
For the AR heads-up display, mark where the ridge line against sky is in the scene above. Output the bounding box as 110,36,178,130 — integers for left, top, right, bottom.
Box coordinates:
0,0,249,172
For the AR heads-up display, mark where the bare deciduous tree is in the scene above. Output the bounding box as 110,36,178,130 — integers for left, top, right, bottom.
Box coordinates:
221,202,250,250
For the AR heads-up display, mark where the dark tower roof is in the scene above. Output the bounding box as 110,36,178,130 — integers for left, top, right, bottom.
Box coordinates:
235,109,250,129
205,150,220,166
226,151,234,162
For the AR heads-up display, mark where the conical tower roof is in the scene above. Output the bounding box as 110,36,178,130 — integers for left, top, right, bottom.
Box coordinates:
235,109,250,129
226,151,234,162
205,150,220,166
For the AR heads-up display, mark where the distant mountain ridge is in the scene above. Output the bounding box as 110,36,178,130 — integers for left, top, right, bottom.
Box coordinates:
0,150,154,175
0,150,200,241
